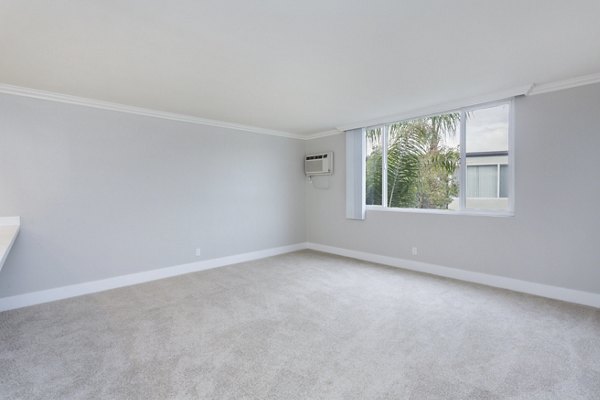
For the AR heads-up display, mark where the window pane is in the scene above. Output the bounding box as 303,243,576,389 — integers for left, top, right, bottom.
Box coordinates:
387,113,460,209
499,164,509,198
466,104,509,210
365,127,383,205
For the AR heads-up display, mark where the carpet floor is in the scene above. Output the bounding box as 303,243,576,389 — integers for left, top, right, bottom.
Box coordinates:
1,250,599,399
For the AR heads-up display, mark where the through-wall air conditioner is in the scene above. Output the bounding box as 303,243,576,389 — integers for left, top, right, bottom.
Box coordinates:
305,152,333,176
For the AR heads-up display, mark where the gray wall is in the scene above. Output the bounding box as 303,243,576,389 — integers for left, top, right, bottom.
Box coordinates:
0,94,306,297
306,83,600,294
2,83,599,299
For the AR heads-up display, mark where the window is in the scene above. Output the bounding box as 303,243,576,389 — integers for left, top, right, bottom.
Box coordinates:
467,165,498,198
365,102,512,213
467,164,508,198
499,164,509,198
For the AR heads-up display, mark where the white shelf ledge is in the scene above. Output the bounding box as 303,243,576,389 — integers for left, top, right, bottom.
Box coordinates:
0,217,20,272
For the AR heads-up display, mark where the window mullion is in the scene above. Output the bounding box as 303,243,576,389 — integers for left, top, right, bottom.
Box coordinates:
459,111,467,210
508,99,515,212
382,125,388,207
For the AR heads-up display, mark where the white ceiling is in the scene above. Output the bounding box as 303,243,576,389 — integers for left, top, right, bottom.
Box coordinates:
1,1,599,136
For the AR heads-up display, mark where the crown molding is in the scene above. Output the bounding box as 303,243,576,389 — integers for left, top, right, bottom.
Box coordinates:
4,71,599,141
528,71,600,96
304,129,343,140
335,84,533,132
0,83,304,140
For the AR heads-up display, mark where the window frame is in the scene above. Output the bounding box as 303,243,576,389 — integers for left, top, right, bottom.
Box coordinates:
365,99,515,217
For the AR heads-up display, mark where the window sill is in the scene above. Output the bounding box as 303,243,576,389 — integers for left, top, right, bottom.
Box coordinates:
365,206,514,218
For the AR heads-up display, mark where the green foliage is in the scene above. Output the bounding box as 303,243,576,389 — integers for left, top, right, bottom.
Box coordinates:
366,113,460,209
366,149,382,205
365,127,383,205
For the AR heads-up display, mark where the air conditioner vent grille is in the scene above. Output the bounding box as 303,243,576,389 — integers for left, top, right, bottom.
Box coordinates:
305,152,333,176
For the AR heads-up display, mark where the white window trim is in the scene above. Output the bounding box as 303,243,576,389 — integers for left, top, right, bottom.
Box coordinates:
382,125,389,207
365,98,515,216
508,98,516,213
497,164,501,198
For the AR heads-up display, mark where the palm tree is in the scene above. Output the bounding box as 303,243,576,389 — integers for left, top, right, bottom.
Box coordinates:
365,127,383,205
367,113,460,209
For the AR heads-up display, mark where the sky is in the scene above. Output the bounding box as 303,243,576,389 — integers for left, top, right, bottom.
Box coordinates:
444,104,509,152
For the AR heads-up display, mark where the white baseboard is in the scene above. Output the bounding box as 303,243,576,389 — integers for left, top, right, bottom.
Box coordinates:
307,242,600,308
3,241,598,312
0,242,308,312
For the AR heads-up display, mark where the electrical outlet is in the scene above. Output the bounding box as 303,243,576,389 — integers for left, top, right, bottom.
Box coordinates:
195,248,202,257
411,246,418,256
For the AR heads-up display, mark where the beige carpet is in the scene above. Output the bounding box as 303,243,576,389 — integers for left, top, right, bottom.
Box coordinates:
1,250,599,399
